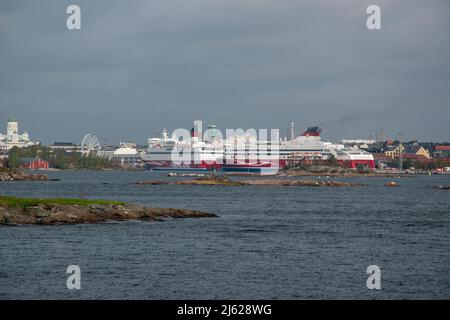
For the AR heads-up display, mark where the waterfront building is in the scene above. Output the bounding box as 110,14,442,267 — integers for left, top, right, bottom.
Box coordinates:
367,141,387,153
402,154,433,165
403,143,431,159
97,142,143,167
433,145,450,159
385,144,405,159
341,139,376,146
0,116,38,151
20,157,49,170
371,153,391,169
96,146,116,159
111,143,142,166
384,142,431,161
48,142,80,153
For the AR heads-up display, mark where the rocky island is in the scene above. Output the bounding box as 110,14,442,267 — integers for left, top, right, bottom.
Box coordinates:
0,168,49,181
432,185,450,190
137,174,363,187
0,196,217,226
280,167,410,178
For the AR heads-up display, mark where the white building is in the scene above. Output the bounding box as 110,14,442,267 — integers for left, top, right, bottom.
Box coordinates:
48,142,80,153
341,139,376,150
0,116,38,151
341,139,376,145
97,142,143,167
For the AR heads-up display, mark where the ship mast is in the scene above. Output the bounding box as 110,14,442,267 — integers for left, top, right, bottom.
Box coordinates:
398,132,403,171
291,122,295,141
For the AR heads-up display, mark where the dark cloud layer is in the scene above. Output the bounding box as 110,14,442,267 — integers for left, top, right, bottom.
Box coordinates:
1,0,449,144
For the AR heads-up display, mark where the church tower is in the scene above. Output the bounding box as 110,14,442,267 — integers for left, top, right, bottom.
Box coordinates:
6,116,19,143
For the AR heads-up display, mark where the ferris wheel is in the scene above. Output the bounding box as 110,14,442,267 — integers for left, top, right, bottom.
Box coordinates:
81,134,101,152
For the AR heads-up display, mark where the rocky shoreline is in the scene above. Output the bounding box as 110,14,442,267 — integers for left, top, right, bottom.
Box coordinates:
138,174,450,189
137,175,363,187
241,178,363,187
0,169,49,182
0,196,217,226
280,169,411,178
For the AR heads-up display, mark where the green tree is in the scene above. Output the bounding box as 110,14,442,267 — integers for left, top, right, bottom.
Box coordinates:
326,154,339,167
8,147,21,169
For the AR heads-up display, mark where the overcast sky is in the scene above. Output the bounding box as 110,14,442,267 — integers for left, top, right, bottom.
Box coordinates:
1,0,449,144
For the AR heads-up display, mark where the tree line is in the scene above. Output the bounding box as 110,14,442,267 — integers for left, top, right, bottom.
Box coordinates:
7,145,117,170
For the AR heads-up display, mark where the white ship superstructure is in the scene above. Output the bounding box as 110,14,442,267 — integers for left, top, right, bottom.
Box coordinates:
142,121,375,171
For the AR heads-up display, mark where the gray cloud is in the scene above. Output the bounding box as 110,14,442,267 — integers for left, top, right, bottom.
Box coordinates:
1,0,449,144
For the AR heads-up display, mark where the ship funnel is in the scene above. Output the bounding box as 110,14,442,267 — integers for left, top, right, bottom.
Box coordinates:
190,120,203,141
301,126,321,137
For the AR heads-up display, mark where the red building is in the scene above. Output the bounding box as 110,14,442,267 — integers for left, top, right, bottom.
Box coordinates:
20,157,49,170
434,145,450,159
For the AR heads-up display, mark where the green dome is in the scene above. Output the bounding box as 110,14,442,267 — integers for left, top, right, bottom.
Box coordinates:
8,116,17,122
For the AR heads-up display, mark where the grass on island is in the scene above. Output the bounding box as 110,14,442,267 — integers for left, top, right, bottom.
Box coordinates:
0,195,125,208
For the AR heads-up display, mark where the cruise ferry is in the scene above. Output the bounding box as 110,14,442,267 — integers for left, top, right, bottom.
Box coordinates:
220,126,325,172
142,121,375,172
142,127,219,171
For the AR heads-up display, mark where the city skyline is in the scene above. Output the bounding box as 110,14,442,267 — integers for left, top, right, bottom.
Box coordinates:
0,115,449,146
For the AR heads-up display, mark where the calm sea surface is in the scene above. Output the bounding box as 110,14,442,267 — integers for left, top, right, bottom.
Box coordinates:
0,170,449,299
